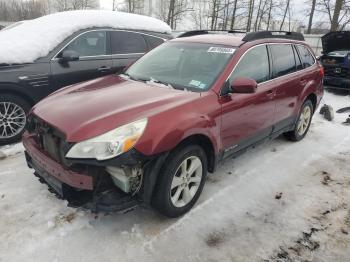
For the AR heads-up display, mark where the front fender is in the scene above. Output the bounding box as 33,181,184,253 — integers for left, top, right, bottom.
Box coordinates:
135,93,221,156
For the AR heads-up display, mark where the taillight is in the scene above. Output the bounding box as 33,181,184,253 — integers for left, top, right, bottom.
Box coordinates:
319,65,324,77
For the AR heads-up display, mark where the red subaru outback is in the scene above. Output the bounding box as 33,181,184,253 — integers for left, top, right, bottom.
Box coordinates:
23,31,324,218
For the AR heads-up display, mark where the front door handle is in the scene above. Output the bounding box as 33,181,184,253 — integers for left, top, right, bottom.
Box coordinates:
300,78,307,86
97,66,112,73
266,89,274,98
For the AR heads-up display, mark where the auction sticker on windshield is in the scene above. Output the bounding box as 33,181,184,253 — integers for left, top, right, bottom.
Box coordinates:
208,47,235,54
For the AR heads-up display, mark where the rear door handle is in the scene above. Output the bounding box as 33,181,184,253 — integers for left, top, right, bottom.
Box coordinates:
97,66,112,73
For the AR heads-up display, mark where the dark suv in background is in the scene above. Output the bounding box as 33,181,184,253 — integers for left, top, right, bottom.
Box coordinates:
0,24,171,145
321,31,350,90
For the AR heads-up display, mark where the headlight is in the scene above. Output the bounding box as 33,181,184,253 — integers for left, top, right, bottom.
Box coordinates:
66,118,147,160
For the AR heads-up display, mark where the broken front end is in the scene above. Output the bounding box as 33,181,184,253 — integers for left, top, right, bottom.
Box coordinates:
23,116,167,213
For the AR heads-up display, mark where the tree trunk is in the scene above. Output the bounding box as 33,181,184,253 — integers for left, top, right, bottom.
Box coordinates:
331,0,343,31
223,0,230,29
167,0,175,27
307,0,316,34
230,0,238,30
266,0,272,30
257,0,267,30
246,0,255,32
279,0,290,31
210,0,217,30
254,0,262,31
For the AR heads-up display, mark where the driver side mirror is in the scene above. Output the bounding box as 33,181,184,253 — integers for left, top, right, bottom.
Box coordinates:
59,50,79,63
231,77,257,94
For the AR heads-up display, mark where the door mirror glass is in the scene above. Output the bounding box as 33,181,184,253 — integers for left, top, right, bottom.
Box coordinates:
231,77,257,93
60,50,79,62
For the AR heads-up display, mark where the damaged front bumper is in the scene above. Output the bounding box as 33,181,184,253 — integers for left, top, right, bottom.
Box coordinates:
23,132,167,213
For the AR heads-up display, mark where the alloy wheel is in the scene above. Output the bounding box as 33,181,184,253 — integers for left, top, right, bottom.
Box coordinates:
0,102,26,139
170,156,203,208
297,105,311,136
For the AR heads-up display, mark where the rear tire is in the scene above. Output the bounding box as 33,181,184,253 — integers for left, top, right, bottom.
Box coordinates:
0,94,31,146
284,99,314,142
152,145,207,218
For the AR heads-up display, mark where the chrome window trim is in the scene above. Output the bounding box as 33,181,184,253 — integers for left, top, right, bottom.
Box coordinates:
51,29,167,61
224,42,317,89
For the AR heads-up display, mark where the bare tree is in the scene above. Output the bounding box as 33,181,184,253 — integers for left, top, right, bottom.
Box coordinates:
307,0,317,33
316,0,350,31
266,0,273,29
279,0,291,30
246,0,255,31
330,0,343,30
229,0,239,30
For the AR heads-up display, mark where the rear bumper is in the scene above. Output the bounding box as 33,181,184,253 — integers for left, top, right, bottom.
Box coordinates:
23,132,93,191
324,76,350,89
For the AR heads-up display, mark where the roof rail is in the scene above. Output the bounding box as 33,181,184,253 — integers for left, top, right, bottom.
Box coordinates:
177,29,246,38
242,31,304,41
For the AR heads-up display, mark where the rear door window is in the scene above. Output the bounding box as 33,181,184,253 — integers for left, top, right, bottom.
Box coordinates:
270,44,296,77
111,31,147,54
229,45,270,84
143,35,165,49
296,45,315,68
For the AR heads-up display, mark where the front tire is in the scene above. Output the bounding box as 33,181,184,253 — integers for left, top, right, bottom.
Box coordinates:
284,99,314,141
152,145,207,218
0,94,30,146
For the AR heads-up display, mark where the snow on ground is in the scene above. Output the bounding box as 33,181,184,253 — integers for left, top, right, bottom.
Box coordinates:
0,10,171,64
0,90,350,262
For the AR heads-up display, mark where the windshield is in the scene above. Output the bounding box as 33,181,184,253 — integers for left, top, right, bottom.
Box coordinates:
126,42,236,91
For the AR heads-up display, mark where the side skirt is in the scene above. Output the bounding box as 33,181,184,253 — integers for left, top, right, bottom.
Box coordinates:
219,118,296,162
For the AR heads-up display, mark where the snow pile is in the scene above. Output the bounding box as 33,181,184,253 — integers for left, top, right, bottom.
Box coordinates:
0,143,24,159
0,10,171,64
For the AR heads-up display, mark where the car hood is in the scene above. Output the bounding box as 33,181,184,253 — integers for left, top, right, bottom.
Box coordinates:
322,31,350,54
32,75,200,142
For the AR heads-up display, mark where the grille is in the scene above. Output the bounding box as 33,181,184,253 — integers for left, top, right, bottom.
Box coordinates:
324,66,350,78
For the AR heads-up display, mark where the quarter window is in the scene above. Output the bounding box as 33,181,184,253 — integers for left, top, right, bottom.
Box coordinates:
111,31,147,54
296,45,315,68
270,44,296,77
293,46,303,70
60,31,107,57
230,45,270,84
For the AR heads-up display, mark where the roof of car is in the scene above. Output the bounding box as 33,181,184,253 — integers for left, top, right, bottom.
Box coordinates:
171,34,245,47
172,31,306,47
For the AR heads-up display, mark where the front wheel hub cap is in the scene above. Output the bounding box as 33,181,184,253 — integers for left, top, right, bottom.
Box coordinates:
297,105,311,136
170,156,203,208
0,102,26,139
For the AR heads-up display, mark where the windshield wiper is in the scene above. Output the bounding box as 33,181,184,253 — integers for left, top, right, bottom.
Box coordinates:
148,78,173,88
148,78,186,90
121,74,185,90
